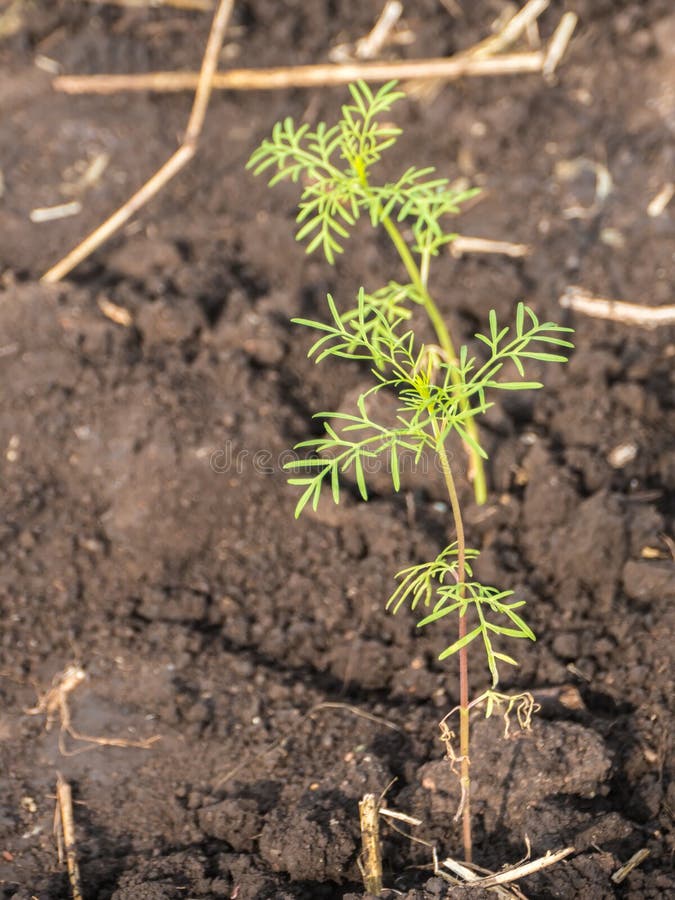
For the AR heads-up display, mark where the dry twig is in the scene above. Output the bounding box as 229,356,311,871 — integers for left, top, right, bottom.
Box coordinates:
450,236,530,258
329,0,406,63
440,856,524,898
358,793,383,895
42,0,235,283
30,201,82,223
647,182,674,217
55,773,83,900
357,0,404,58
612,848,651,884
542,12,578,79
468,0,550,59
443,845,575,888
560,287,675,329
379,807,422,826
97,296,134,326
53,52,546,96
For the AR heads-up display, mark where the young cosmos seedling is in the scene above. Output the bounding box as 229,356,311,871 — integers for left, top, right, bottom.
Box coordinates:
248,82,574,864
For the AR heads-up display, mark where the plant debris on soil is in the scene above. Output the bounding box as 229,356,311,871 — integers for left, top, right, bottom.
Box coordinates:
0,2,673,898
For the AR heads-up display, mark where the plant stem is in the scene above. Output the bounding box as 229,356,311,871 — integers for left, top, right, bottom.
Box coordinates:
435,429,472,863
358,161,480,859
360,178,487,505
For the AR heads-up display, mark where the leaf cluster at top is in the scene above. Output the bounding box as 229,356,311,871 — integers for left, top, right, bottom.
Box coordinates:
247,80,478,264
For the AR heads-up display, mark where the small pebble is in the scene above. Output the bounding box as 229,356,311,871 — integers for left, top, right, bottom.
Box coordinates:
607,442,638,468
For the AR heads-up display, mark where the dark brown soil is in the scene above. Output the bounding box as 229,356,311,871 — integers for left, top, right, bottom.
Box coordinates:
1,2,674,898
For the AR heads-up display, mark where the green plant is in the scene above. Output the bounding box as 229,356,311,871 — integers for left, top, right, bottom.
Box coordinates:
248,82,574,865
247,80,487,503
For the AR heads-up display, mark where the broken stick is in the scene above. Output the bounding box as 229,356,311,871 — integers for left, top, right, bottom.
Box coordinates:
542,12,578,79
358,793,383,895
560,287,675,329
611,848,651,884
56,773,83,900
450,236,530,258
443,845,575,888
53,52,546,96
468,0,550,60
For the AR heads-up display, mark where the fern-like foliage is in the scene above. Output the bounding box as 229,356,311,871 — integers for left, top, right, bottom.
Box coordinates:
247,80,478,265
283,289,572,686
285,293,573,518
387,545,535,686
251,80,575,699
387,544,480,613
